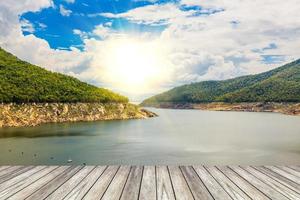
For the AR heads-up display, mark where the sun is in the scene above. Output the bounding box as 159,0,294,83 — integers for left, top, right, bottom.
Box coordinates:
102,38,168,93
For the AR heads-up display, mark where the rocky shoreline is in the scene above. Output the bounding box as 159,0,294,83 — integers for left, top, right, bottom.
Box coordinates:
0,103,157,127
146,102,300,116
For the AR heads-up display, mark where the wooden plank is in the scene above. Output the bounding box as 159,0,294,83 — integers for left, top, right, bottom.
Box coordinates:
8,166,70,200
120,166,143,200
0,166,34,184
217,166,268,200
0,166,10,172
180,166,213,200
83,166,119,200
102,166,131,200
254,166,300,192
0,166,23,178
26,166,82,200
0,166,58,199
46,166,95,200
139,166,156,200
230,166,289,200
205,166,251,200
193,166,231,200
63,166,106,200
156,166,175,200
265,166,300,184
277,166,300,177
0,166,45,193
168,166,194,200
289,165,300,172
243,166,300,199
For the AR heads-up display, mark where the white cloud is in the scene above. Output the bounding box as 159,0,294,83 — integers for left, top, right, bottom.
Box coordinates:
59,5,72,17
1,0,300,100
20,19,35,33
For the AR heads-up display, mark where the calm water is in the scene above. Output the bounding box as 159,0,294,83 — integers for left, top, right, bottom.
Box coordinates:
0,108,300,165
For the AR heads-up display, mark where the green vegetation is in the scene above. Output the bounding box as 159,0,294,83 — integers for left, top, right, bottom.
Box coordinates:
141,59,300,105
0,47,128,103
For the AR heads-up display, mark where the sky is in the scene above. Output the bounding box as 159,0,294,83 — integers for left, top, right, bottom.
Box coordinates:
0,0,300,101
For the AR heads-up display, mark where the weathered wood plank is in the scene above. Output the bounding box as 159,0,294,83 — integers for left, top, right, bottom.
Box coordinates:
217,166,268,200
120,166,143,200
0,166,34,184
102,166,131,200
277,166,300,177
180,166,213,200
193,166,231,200
289,165,300,172
156,166,175,200
0,166,23,178
63,166,106,200
230,166,289,200
254,166,300,192
265,166,300,185
0,166,10,172
8,166,70,200
46,166,95,200
0,166,45,193
243,166,300,199
83,165,119,200
139,166,156,200
0,166,57,199
168,166,194,200
205,166,251,200
26,166,82,200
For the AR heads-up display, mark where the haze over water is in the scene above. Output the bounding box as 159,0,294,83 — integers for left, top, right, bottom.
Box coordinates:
0,108,300,165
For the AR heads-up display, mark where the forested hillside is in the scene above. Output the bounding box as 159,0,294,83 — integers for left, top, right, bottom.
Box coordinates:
0,47,128,103
141,59,300,105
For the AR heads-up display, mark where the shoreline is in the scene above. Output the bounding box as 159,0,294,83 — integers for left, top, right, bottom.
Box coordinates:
0,103,157,128
144,102,300,116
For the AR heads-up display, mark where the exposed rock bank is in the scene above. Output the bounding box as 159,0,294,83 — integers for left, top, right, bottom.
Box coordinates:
146,102,300,116
0,103,157,127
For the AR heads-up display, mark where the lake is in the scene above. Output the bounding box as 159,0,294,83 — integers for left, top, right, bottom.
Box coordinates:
0,108,300,165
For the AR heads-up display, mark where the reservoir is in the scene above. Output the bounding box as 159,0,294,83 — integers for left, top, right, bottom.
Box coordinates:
0,108,300,165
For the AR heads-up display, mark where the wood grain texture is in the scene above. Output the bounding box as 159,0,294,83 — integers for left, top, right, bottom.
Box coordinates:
63,166,106,200
205,166,251,200
193,166,231,200
180,166,213,200
217,166,268,200
8,166,70,200
230,166,289,200
139,166,156,200
101,166,131,200
83,165,119,200
46,166,95,200
168,166,194,200
0,165,299,200
120,166,143,200
156,166,175,200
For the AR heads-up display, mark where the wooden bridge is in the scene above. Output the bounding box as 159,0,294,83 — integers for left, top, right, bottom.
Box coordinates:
0,165,299,199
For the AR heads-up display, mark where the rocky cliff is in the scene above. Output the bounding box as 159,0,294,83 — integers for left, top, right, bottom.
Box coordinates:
0,103,157,127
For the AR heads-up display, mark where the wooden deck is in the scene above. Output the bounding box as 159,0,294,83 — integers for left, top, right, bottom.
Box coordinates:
0,166,299,199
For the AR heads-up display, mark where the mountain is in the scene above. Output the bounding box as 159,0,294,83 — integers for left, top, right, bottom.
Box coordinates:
141,59,300,106
0,47,128,103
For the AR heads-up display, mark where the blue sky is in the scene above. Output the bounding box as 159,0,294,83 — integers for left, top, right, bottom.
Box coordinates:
20,0,173,49
1,0,299,100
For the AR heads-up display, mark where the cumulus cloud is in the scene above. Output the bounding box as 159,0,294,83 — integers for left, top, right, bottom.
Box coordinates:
59,5,72,16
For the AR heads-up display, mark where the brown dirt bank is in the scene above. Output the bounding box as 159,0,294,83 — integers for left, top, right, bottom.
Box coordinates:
146,102,300,116
0,103,157,127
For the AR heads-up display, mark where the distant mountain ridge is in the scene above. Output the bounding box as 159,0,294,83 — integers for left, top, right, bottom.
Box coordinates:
0,47,128,103
141,59,300,106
